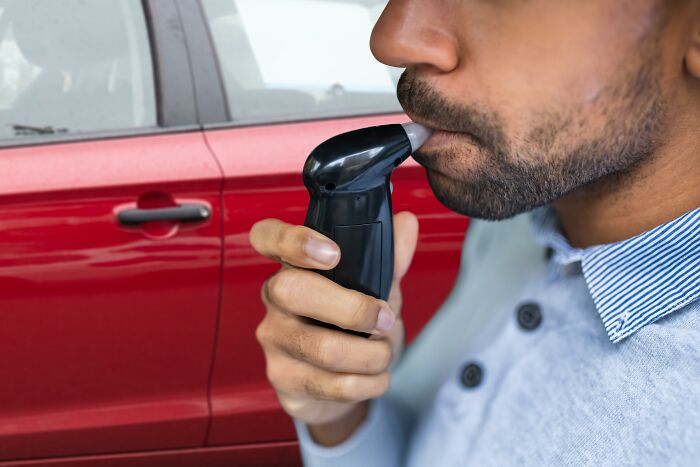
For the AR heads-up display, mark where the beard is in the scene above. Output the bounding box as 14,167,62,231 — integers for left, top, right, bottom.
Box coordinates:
397,42,667,220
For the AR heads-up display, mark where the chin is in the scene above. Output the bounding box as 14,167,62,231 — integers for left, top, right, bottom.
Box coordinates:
423,167,524,221
424,169,469,215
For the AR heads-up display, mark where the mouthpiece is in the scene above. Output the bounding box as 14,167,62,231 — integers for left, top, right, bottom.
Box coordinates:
401,122,433,153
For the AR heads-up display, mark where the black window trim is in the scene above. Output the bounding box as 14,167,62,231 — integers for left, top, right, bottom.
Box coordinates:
201,110,408,133
175,0,230,124
0,0,203,150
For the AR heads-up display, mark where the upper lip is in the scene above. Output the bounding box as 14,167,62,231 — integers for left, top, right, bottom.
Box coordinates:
404,113,442,132
403,111,467,136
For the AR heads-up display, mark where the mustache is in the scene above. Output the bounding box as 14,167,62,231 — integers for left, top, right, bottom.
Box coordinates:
396,70,506,154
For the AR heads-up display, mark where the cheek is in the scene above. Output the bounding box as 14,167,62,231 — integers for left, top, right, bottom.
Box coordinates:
441,0,662,136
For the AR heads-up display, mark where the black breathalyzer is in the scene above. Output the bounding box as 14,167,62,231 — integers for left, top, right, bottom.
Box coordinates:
303,122,431,335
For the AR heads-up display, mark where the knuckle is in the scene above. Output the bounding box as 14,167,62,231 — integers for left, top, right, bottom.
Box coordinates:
248,221,264,249
249,219,277,251
267,269,297,305
302,376,330,400
374,373,391,396
347,293,377,330
254,320,267,345
260,277,273,306
282,326,313,361
265,361,283,388
369,341,393,373
316,334,341,368
277,224,304,256
333,375,360,402
255,316,277,348
306,329,326,364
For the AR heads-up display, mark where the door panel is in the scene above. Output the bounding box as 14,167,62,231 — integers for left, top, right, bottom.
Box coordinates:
0,133,222,460
203,114,468,446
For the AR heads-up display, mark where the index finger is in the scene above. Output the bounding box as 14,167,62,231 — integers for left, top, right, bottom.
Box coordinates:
249,218,340,270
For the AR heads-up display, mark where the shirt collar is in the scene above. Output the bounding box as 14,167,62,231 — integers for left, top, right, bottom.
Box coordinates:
530,206,700,343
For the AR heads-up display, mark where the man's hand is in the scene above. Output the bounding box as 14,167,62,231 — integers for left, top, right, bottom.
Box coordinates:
249,212,419,444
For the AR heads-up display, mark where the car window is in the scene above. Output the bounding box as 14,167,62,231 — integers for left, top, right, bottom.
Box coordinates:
0,0,156,142
201,0,403,125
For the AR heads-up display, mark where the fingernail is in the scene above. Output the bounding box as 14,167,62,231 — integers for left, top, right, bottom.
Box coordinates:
305,237,339,265
376,305,395,333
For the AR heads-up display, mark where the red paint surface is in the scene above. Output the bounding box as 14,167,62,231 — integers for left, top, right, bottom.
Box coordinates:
0,115,468,465
0,441,301,467
0,133,222,460
203,114,469,447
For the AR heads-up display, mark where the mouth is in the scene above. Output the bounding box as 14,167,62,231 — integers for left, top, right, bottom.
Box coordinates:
404,113,479,152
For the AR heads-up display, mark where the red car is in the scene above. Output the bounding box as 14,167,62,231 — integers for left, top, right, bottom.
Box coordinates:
0,1,468,465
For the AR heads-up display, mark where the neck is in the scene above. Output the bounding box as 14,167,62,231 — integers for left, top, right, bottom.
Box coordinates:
553,120,700,248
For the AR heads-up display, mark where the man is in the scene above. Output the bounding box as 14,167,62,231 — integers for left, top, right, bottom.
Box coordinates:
249,0,700,465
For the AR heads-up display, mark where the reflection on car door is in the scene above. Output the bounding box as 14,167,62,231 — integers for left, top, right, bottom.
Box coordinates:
0,0,223,461
0,135,223,461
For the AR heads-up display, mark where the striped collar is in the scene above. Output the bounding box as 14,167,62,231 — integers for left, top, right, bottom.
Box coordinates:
530,206,700,343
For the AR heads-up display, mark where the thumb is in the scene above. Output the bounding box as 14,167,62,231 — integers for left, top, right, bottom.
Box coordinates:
392,211,419,283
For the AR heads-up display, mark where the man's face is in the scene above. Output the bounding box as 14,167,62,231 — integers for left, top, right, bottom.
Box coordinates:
371,0,684,219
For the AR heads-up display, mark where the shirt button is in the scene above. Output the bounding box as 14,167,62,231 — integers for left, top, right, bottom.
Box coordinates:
460,362,483,389
516,302,542,331
544,247,555,261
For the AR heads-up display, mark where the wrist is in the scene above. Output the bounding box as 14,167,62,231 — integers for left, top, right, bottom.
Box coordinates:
307,400,370,447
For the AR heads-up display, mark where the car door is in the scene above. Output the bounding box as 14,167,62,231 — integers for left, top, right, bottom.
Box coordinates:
0,0,222,461
196,0,469,460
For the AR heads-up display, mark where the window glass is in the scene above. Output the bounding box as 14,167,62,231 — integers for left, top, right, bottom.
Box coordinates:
0,0,156,141
201,0,403,125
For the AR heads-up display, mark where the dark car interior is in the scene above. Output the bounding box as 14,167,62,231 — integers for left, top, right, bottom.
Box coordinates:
0,0,155,140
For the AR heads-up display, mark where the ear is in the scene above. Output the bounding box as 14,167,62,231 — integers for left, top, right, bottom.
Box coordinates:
685,26,700,78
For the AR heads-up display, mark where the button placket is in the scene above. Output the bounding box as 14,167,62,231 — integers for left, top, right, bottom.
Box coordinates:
447,280,548,422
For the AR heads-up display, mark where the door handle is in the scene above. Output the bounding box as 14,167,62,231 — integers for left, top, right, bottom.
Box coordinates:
117,203,211,226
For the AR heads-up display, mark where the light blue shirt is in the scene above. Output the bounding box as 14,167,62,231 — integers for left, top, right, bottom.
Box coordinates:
295,208,700,466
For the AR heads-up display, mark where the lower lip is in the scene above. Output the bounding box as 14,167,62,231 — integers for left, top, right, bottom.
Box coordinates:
421,129,471,151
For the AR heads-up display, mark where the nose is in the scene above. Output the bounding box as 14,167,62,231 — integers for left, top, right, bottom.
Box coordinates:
370,0,459,73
